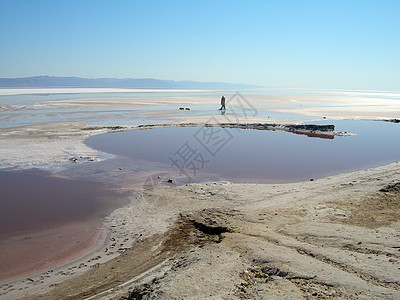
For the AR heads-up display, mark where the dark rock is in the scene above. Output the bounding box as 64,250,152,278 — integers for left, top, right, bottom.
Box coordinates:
379,182,400,192
261,265,288,277
183,209,234,235
107,126,124,130
287,124,335,132
124,278,160,299
191,219,231,235
127,287,150,300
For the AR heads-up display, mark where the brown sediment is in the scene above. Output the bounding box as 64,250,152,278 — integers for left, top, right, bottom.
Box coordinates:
330,182,400,228
19,216,196,300
19,209,235,300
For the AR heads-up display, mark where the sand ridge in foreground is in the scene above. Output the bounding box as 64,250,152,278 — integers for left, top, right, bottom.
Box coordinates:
3,162,399,300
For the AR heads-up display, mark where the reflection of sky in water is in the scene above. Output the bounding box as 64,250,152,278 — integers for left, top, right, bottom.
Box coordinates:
3,89,392,128
0,93,83,105
0,91,322,128
246,88,400,100
254,107,319,120
0,168,111,237
85,121,400,183
0,106,164,127
0,91,221,106
0,104,319,128
0,92,229,128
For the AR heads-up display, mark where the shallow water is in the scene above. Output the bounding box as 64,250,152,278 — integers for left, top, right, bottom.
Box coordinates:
0,168,119,239
0,90,323,128
0,168,129,282
85,120,400,183
0,103,318,128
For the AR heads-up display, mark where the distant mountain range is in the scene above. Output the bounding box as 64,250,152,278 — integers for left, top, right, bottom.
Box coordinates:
0,76,260,90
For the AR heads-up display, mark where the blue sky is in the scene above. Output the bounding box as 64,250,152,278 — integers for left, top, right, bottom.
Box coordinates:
0,0,399,90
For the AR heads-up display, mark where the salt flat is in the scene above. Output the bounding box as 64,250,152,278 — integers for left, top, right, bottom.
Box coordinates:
0,88,399,299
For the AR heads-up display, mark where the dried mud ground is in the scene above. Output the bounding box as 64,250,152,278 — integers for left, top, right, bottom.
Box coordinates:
16,162,400,300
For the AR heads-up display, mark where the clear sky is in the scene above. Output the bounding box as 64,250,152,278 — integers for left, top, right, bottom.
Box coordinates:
0,0,399,90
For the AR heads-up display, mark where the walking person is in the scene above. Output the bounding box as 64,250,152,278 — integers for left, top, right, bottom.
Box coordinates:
219,95,226,110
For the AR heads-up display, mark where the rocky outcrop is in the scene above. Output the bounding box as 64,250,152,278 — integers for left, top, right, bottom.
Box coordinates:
285,124,335,139
181,209,234,235
286,124,335,132
379,182,400,192
217,123,337,139
121,122,347,139
384,119,400,123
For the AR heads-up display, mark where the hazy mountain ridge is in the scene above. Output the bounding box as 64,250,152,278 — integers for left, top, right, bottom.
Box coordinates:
0,76,259,89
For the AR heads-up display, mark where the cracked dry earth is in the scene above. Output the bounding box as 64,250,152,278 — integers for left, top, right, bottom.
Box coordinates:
19,165,400,300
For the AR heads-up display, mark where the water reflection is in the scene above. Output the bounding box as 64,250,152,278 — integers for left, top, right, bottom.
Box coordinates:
85,120,400,183
0,168,120,238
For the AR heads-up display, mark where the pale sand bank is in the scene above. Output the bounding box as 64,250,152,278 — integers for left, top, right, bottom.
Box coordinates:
2,162,398,299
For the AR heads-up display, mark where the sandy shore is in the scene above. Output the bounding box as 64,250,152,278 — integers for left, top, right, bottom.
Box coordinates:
2,162,398,299
0,90,399,299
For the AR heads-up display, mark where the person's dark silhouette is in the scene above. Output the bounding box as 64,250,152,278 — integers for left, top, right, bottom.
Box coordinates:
219,96,226,110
